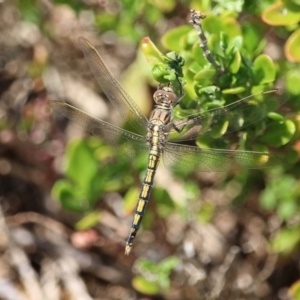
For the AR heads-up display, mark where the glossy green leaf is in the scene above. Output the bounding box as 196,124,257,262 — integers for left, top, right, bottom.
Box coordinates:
285,69,300,94
283,0,300,11
141,37,168,66
223,17,242,40
65,140,98,187
52,180,90,212
210,119,229,139
260,120,295,147
194,69,216,86
266,112,285,124
252,54,276,84
195,85,221,100
202,15,223,35
190,0,211,11
228,50,241,73
52,180,74,203
159,256,180,272
132,276,160,295
262,2,300,25
136,256,179,292
151,64,176,82
161,25,192,51
141,37,184,86
191,41,208,66
75,211,101,230
277,201,298,220
222,86,245,94
242,22,266,57
151,0,176,12
285,28,300,62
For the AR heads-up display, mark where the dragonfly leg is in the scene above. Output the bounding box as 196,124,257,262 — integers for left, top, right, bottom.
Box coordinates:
171,117,196,133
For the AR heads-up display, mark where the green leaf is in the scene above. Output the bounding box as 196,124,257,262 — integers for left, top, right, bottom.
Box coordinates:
270,227,300,255
75,211,101,230
151,0,176,12
202,15,223,35
222,86,245,94
262,2,300,25
277,201,298,220
159,256,180,272
267,112,285,122
283,0,300,12
242,22,266,57
161,25,192,51
260,186,278,210
209,119,229,139
285,69,300,94
252,54,276,84
132,276,160,295
212,0,244,12
191,42,209,66
65,140,99,187
223,17,242,40
141,37,167,66
260,120,295,147
194,69,216,86
141,37,185,87
152,64,176,82
228,50,241,74
135,256,179,292
285,28,300,62
52,180,91,212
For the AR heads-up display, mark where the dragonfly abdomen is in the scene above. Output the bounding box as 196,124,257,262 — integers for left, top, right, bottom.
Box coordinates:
125,148,161,255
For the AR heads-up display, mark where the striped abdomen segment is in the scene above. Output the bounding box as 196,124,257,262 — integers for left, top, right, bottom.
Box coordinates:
125,149,161,255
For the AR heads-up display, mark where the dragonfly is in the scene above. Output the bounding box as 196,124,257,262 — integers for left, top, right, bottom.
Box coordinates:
50,37,288,255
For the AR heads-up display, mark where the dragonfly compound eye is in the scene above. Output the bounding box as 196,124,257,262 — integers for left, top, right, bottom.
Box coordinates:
153,90,177,105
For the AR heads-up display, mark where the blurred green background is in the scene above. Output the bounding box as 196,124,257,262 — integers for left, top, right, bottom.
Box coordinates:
1,0,300,299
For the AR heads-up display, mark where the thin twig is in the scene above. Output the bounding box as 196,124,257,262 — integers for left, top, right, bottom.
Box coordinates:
190,9,221,71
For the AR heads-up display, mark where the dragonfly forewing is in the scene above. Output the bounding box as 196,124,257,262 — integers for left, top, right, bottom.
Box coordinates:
49,100,149,160
163,143,284,173
78,37,148,135
168,89,289,142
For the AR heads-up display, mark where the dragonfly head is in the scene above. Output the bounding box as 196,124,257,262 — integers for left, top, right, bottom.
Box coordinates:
153,87,177,107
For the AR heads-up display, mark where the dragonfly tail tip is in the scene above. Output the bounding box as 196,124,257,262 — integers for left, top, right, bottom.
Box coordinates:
125,243,132,255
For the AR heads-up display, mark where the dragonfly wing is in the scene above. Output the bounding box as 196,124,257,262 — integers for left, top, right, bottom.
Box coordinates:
50,100,148,159
163,142,283,173
78,37,148,135
168,89,289,142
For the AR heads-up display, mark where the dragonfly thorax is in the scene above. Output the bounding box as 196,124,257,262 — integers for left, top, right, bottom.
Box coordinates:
153,87,177,108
